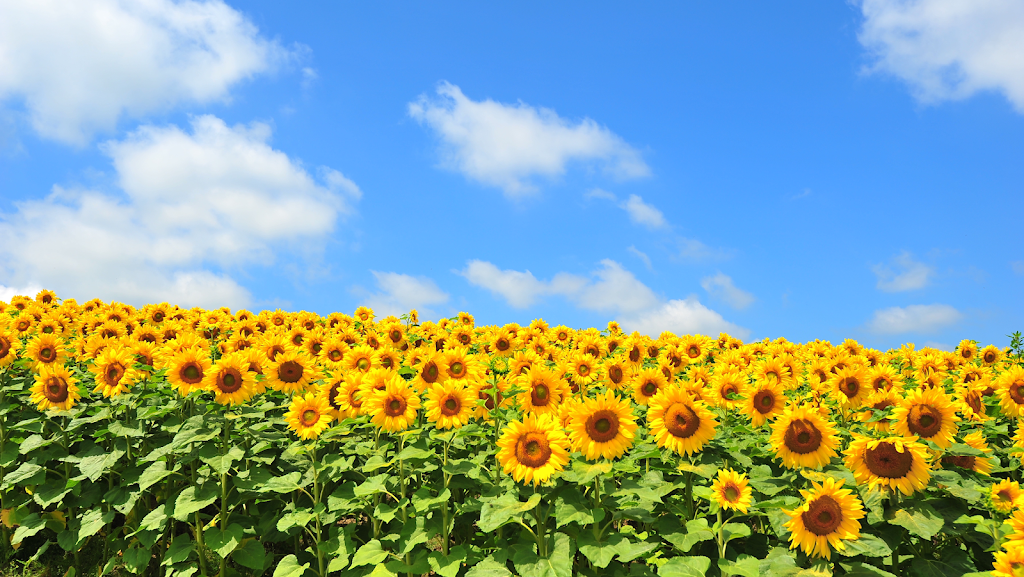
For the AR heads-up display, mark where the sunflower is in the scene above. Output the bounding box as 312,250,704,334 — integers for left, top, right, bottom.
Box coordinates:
647,385,718,457
829,365,869,408
996,366,1024,418
472,376,512,421
865,364,901,393
285,393,334,440
29,364,80,411
769,405,840,470
344,344,380,374
0,327,22,367
992,545,1024,577
334,372,366,419
319,377,347,420
751,357,795,389
566,390,637,461
566,352,600,389
517,365,568,417
712,469,753,514
679,335,707,361
202,352,258,406
24,333,69,371
891,387,960,449
630,367,668,406
858,389,900,432
551,325,573,347
990,479,1024,513
783,477,865,560
266,349,323,395
599,357,629,391
939,431,994,476
424,382,475,430
441,346,484,385
980,345,1002,366
743,379,786,427
495,413,571,486
844,435,932,496
317,337,349,371
412,352,448,392
163,346,212,396
91,345,141,397
366,375,421,432
1008,508,1024,543
509,350,540,378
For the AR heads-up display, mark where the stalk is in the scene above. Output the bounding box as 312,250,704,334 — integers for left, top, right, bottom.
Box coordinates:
441,436,452,555
218,416,232,577
717,507,730,577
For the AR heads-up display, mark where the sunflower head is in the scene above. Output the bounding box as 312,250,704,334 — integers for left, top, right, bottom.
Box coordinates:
495,413,571,486
566,391,637,461
844,435,932,496
991,479,1024,514
285,393,334,440
769,404,839,471
203,352,258,406
29,364,80,412
367,375,421,433
891,387,960,449
425,382,475,430
783,477,865,560
647,385,717,457
712,469,752,514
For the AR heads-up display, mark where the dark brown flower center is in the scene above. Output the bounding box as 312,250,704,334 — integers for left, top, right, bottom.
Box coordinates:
39,346,55,361
629,347,641,363
217,369,243,394
181,363,203,384
609,366,624,384
961,348,972,359
724,484,739,503
802,495,842,536
1010,381,1024,405
585,409,620,443
442,397,460,416
496,338,510,351
422,362,439,383
941,455,976,471
279,360,303,383
104,363,126,386
449,361,465,377
328,349,343,362
479,387,503,410
783,419,823,454
641,380,658,397
385,396,407,417
907,404,942,438
687,346,701,358
864,442,914,478
301,409,318,426
754,390,776,414
577,363,590,376
515,432,552,468
839,377,860,399
665,403,700,439
983,351,996,363
0,337,10,358
44,376,69,403
531,383,550,406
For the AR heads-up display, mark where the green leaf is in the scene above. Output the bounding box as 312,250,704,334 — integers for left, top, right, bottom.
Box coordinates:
398,515,430,555
204,523,243,558
478,492,542,532
760,548,802,577
78,449,126,482
137,461,173,492
122,543,151,572
276,509,315,533
261,471,305,493
33,479,72,508
577,531,623,568
719,554,760,577
172,484,219,521
428,545,468,577
658,556,712,577
18,434,53,454
354,474,390,498
512,533,575,577
272,554,310,577
723,522,751,544
614,537,658,563
78,508,115,543
202,445,245,475
838,534,892,558
161,533,194,566
397,444,433,461
465,555,512,577
676,518,715,553
351,539,390,568
0,462,42,490
554,489,595,528
836,562,897,577
231,539,267,570
412,487,451,513
889,503,944,539
11,513,46,545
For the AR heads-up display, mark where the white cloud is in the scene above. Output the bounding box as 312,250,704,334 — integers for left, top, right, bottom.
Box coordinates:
1012,260,1024,275
857,0,1024,112
921,341,954,351
620,194,667,230
872,251,934,292
618,297,751,339
584,188,617,201
0,115,357,309
866,304,963,334
575,260,661,314
0,284,44,303
700,272,755,310
675,237,734,261
362,272,449,320
0,0,297,145
408,82,650,196
458,260,586,309
627,246,652,270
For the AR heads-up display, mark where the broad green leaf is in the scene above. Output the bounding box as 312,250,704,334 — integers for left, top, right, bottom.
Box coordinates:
33,479,72,508
836,562,897,577
161,533,193,566
261,471,305,493
108,420,144,437
78,508,115,542
760,548,801,577
723,522,752,544
889,503,944,539
385,549,431,574
577,530,623,568
614,537,658,563
354,474,391,498
1,462,42,490
276,509,315,533
838,534,892,558
478,492,542,533
397,445,433,461
720,554,760,577
428,545,468,577
272,554,310,577
202,445,245,475
18,434,53,454
678,518,715,553
412,487,451,513
78,449,126,482
122,543,150,572
465,555,512,577
658,556,712,577
11,513,46,545
204,523,243,557
231,538,267,570
172,484,219,521
512,533,574,577
554,489,595,528
137,461,172,492
398,515,430,555
351,539,390,567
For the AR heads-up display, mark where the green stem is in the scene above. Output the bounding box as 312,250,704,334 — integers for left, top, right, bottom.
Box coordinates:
310,443,325,577
532,488,548,558
717,507,730,577
218,416,232,577
442,437,451,556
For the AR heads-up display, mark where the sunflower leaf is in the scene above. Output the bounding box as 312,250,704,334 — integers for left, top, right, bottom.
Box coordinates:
889,503,944,539
272,554,310,577
657,555,711,577
719,554,760,577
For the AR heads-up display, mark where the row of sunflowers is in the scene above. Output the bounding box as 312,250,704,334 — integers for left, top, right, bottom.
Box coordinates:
1,289,1023,577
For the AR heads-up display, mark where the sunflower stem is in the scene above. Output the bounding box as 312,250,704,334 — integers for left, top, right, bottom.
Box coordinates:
717,507,730,577
442,436,452,556
684,469,694,520
218,414,232,577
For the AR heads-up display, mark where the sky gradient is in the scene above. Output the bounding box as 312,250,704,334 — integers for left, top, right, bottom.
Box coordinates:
1,0,1022,351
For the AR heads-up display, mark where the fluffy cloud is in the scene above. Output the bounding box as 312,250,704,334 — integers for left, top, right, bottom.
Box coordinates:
361,272,449,319
0,284,44,303
0,115,358,308
460,258,748,338
857,0,1024,111
627,246,653,270
620,194,667,230
674,237,734,261
408,82,650,196
0,0,296,145
700,272,755,310
866,304,963,334
872,251,934,292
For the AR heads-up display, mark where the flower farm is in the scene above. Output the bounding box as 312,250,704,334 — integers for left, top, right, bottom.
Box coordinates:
2,290,1024,577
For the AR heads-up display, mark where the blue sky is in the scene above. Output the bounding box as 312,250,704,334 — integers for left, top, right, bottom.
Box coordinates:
1,0,1022,351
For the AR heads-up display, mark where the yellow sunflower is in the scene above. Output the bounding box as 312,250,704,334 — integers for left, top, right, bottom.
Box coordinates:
516,365,568,417
424,382,475,430
284,393,334,440
202,352,258,406
441,346,484,385
366,375,421,432
751,357,795,389
24,333,69,372
769,405,839,470
783,477,865,560
708,368,747,411
996,366,1024,418
91,345,141,397
844,434,932,496
712,469,753,514
319,377,347,420
858,389,900,433
411,352,448,392
980,344,1002,366
334,372,366,419
471,376,512,421
891,387,960,449
647,385,718,457
599,357,629,391
265,349,323,395
163,346,212,396
956,339,977,363
566,390,637,461
495,413,571,486
829,365,869,408
29,364,80,411
742,379,786,427
630,367,668,406
0,326,23,367
939,431,993,476
992,545,1024,577
990,479,1024,513
566,352,600,389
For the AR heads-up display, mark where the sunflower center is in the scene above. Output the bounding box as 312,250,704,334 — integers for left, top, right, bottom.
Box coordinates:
724,485,739,503
783,419,822,454
279,361,303,383
755,390,775,413
802,495,842,536
872,377,890,391
872,400,894,411
181,363,203,383
840,377,860,399
864,442,914,478
328,382,344,411
585,410,620,443
422,362,439,383
1010,382,1024,405
907,404,942,438
217,369,243,394
0,337,10,358
996,490,1012,504
629,347,641,363
609,366,624,384
965,391,983,415
984,351,996,363
105,363,125,386
153,312,165,323
578,364,590,376
766,371,779,382
941,455,976,471
515,433,552,468
665,403,700,439
328,349,343,362
385,396,407,417
390,330,403,342
269,345,285,361
441,397,460,416
687,346,700,358
642,381,658,396
44,376,69,403
586,346,600,358
356,357,370,371
449,362,465,377
532,383,550,406
301,409,318,426
496,338,510,351
39,347,54,361
961,349,972,359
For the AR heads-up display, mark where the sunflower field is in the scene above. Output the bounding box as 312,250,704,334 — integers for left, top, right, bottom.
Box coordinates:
2,291,1024,577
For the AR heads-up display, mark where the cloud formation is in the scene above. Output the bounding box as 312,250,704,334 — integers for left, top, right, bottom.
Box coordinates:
872,251,934,292
618,297,750,339
700,272,755,310
457,260,587,309
361,272,449,319
858,0,1024,112
0,115,358,308
409,82,650,196
0,0,296,145
620,194,667,229
866,303,962,334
